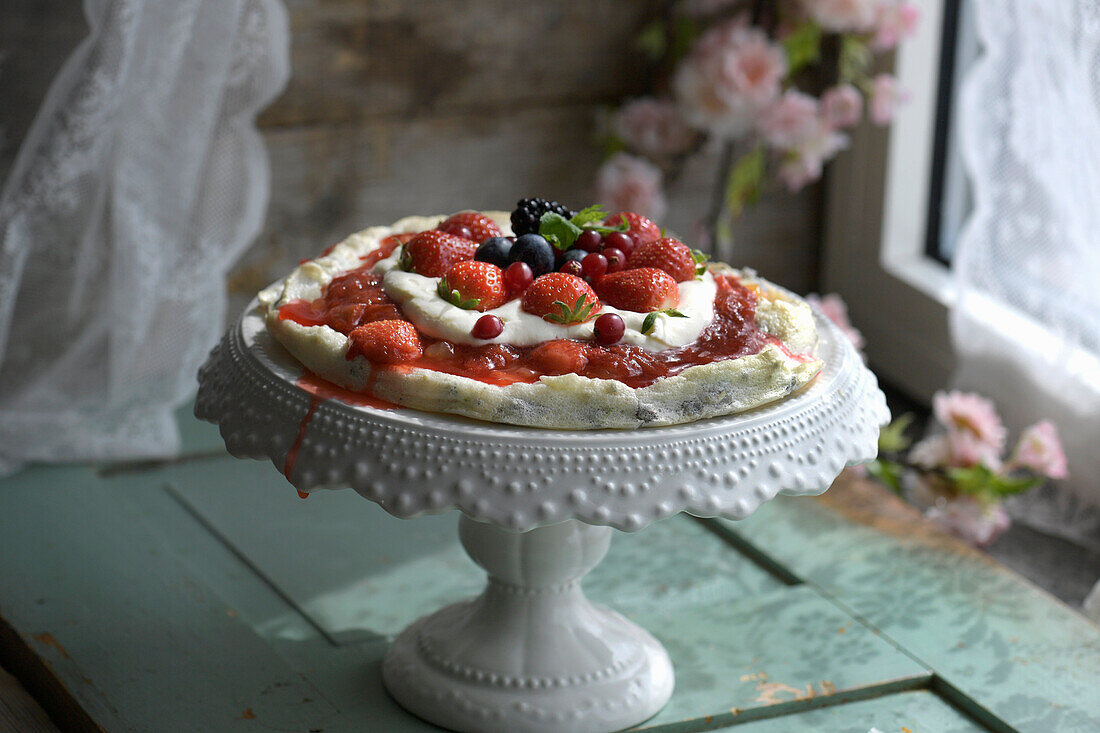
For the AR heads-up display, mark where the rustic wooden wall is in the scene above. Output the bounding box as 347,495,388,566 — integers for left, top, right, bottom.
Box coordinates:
1,0,823,307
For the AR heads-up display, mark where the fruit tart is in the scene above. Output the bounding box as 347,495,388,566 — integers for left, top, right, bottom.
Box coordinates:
259,200,823,429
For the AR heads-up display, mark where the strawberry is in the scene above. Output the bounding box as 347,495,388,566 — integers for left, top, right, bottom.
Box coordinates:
347,320,422,364
400,231,478,277
438,261,506,311
528,339,590,375
604,212,661,245
438,211,503,242
521,272,601,324
628,237,699,282
595,268,680,312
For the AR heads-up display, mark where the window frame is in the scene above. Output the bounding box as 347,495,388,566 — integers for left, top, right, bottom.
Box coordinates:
821,0,956,402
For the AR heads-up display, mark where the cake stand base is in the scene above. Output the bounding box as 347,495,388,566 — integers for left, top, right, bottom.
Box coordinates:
382,516,674,733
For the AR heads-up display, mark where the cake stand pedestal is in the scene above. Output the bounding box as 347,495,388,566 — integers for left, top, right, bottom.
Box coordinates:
195,303,888,733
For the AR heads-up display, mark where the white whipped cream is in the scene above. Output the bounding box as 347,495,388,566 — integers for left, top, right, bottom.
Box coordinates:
374,247,716,351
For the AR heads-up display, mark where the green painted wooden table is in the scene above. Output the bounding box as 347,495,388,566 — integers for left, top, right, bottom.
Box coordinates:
1,407,1097,732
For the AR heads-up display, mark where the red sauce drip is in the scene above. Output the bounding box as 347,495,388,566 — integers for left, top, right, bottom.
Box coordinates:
283,394,321,483
296,370,399,411
280,233,796,391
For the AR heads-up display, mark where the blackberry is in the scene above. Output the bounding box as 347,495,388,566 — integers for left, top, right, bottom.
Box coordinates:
510,198,576,237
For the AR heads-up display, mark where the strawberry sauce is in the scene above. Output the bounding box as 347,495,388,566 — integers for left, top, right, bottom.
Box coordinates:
278,236,778,390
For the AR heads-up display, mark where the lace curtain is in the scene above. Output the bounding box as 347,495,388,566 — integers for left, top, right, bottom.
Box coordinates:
0,0,289,473
955,0,1100,548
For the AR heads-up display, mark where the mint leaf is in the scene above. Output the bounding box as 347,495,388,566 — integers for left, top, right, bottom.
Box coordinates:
726,146,766,219
691,248,710,277
539,212,583,251
570,205,609,227
783,21,822,75
641,308,686,335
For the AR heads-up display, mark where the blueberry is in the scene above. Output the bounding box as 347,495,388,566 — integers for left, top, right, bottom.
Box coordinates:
557,248,587,269
509,234,556,277
475,237,513,268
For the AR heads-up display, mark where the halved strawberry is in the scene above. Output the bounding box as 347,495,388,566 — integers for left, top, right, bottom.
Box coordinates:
438,211,504,242
521,273,601,324
438,261,506,311
595,268,680,312
604,212,661,245
628,237,699,282
528,339,590,375
400,231,478,277
347,320,422,364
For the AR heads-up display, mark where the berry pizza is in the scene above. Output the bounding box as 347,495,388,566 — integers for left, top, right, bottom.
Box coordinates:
258,200,823,429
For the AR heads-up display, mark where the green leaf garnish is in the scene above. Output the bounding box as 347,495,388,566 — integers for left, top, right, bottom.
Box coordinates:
570,205,610,227
691,248,710,277
545,294,597,325
641,308,687,335
539,207,630,251
437,276,481,310
399,245,413,272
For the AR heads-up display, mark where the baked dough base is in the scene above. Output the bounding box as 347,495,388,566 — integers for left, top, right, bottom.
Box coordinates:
259,215,823,429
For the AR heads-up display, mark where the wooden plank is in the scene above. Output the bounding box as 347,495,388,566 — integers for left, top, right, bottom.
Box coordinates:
0,466,338,732
720,474,1100,732
633,585,929,730
261,0,662,128
232,110,821,319
164,455,788,643
711,689,986,732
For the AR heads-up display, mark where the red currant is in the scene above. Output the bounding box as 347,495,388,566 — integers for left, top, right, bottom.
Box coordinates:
472,314,504,339
503,261,534,293
575,229,602,252
581,252,608,279
602,232,633,253
560,259,583,277
603,247,626,273
593,313,625,345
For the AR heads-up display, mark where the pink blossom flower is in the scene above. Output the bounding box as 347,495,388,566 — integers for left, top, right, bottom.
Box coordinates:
614,98,697,158
869,74,908,125
909,431,1002,471
802,0,879,32
821,84,864,128
872,1,920,51
673,21,786,136
595,153,667,221
756,90,820,149
926,496,1011,547
1009,420,1069,479
774,121,848,191
932,390,1007,453
806,293,865,351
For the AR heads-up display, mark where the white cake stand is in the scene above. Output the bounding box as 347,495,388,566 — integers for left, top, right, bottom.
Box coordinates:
195,302,888,733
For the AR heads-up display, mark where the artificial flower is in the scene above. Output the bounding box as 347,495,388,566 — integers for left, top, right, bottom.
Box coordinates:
1009,420,1069,479
869,73,907,125
926,495,1011,547
806,293,865,351
820,84,864,128
872,1,920,51
757,90,820,149
802,0,878,32
673,21,786,137
932,390,1007,452
595,152,668,221
614,97,697,158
